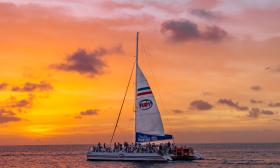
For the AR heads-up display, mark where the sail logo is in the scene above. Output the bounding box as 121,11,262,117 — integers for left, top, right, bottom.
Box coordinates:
139,99,153,110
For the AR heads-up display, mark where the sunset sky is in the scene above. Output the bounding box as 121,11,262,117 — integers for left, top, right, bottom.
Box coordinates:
0,0,280,145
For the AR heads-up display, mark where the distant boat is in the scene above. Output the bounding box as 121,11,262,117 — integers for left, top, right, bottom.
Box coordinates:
87,32,203,162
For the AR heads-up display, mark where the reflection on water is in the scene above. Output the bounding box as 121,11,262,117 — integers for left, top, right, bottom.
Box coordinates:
0,143,280,168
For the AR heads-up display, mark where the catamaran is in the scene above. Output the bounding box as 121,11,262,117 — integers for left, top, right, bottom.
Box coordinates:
87,32,203,162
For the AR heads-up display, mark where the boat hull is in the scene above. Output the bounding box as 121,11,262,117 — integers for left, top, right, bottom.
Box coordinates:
87,151,170,162
171,155,196,161
170,153,204,161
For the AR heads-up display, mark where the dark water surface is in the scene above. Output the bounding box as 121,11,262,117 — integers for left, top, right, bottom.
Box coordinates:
1,143,280,168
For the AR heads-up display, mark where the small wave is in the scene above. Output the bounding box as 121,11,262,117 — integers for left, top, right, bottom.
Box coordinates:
0,153,84,157
222,159,280,166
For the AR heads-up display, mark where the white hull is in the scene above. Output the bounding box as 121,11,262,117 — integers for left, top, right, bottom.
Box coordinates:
87,151,171,162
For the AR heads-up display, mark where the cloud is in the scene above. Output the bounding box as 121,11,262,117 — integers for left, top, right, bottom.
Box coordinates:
51,46,123,77
262,110,275,115
102,1,144,10
75,109,98,119
250,85,262,91
10,97,33,109
12,81,53,92
250,99,263,104
187,0,221,10
202,26,228,41
161,19,228,42
190,9,217,19
190,100,213,110
268,102,280,107
248,108,276,118
265,65,280,73
248,108,260,118
0,81,51,123
202,91,212,96
218,98,277,119
0,109,21,124
217,98,249,111
161,19,199,42
80,109,98,116
173,109,184,114
0,83,8,90
0,87,48,123
0,96,33,113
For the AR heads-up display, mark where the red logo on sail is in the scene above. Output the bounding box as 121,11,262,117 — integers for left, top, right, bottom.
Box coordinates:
139,99,153,110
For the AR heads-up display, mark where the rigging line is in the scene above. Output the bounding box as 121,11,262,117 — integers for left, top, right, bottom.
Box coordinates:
110,61,135,145
140,36,169,117
140,36,172,132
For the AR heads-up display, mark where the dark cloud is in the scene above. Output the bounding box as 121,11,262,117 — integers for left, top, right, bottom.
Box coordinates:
265,65,280,73
218,98,277,119
161,19,200,42
0,81,50,120
0,83,8,90
51,46,123,77
250,99,263,104
248,108,259,118
76,109,98,119
190,9,217,19
248,108,276,118
202,26,228,42
0,109,21,124
161,19,228,42
10,98,33,109
190,100,213,110
0,95,34,115
12,81,53,92
202,91,212,96
262,110,275,115
80,109,98,116
173,109,184,114
250,85,262,91
268,102,280,107
217,98,249,111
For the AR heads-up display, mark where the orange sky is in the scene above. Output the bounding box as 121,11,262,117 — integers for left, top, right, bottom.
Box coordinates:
0,0,280,145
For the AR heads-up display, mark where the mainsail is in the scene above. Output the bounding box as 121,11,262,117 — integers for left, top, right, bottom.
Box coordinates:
135,32,173,143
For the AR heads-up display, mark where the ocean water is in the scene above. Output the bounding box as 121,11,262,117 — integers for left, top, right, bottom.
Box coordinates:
0,143,280,168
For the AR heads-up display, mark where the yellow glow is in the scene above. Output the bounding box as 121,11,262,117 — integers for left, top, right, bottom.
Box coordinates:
24,125,53,136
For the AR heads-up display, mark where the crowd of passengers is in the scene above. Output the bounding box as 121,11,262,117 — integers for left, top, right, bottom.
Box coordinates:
89,142,176,154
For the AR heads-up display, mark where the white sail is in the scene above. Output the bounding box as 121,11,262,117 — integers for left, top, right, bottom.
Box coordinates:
135,66,172,142
136,67,164,135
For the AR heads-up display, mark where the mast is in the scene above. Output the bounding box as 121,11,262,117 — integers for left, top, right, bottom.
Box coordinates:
135,32,139,143
136,32,139,68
